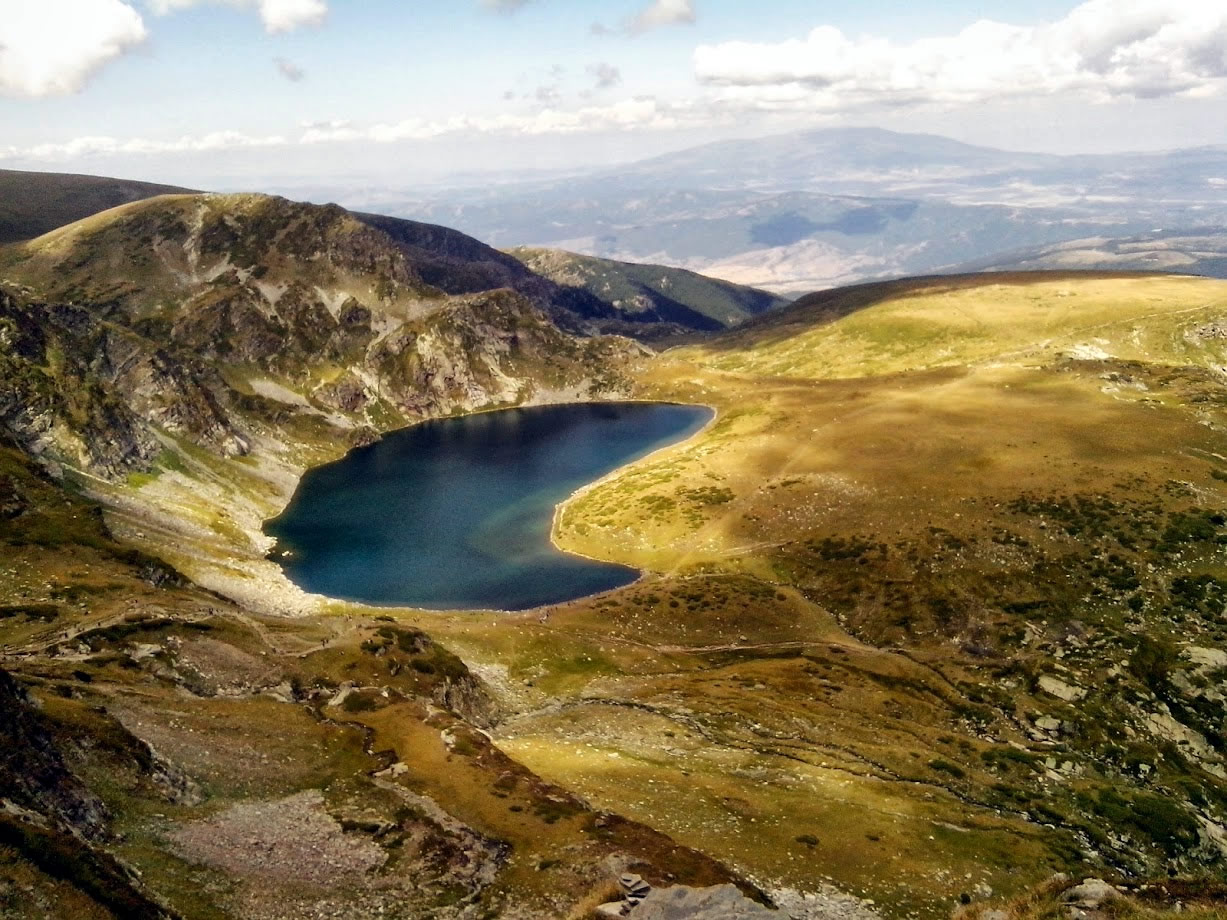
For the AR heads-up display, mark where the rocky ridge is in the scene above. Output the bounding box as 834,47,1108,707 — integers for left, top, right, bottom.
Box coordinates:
511,246,792,332
0,193,654,480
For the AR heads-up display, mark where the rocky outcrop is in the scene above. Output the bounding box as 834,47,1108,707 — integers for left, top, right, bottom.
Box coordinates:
0,290,163,474
0,665,179,914
1064,878,1122,909
627,884,780,919
371,289,641,418
0,289,247,476
0,808,179,920
0,668,108,838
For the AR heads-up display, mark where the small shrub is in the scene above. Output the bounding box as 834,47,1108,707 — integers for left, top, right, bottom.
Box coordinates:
341,692,379,713
929,759,966,779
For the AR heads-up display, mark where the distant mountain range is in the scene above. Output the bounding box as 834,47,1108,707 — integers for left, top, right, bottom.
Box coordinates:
955,228,1227,279
344,127,1227,294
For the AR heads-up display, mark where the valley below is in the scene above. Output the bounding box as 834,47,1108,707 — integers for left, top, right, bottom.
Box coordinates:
3,186,1227,920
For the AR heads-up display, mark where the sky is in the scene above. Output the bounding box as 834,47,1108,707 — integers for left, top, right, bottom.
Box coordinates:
2,0,1227,190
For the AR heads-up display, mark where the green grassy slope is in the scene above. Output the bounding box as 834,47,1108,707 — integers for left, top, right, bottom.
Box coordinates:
700,271,1227,377
960,230,1227,280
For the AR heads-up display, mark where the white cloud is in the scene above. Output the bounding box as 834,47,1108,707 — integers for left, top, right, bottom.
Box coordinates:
300,119,361,144
1,130,286,161
367,98,684,141
481,0,531,11
147,0,326,33
630,0,695,33
0,97,692,164
593,0,695,37
693,0,1227,111
588,62,622,89
274,56,304,81
0,0,148,98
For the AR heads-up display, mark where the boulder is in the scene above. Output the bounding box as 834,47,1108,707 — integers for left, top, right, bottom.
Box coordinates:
1064,879,1120,908
1038,675,1087,703
632,884,778,919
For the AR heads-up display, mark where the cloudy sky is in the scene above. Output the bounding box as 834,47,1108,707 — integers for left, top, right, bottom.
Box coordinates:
2,0,1226,188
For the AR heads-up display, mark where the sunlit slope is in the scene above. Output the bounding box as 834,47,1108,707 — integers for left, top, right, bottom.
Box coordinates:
695,272,1227,379
0,192,439,319
527,271,1227,907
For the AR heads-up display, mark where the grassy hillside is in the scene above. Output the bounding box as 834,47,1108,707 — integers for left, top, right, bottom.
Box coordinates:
701,272,1227,378
0,192,437,318
481,271,1227,914
0,168,192,245
510,246,791,330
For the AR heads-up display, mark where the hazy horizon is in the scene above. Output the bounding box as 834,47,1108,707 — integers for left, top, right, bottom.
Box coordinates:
4,0,1227,190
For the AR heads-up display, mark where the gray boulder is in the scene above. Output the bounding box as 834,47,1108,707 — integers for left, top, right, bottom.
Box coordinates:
1064,879,1120,909
633,884,779,919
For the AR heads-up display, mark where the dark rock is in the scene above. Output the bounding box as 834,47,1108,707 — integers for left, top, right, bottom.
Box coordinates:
0,667,109,838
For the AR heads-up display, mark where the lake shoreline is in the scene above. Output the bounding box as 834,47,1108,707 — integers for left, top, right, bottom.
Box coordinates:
265,400,715,612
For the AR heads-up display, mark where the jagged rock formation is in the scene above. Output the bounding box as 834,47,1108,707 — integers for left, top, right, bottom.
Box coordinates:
0,289,244,476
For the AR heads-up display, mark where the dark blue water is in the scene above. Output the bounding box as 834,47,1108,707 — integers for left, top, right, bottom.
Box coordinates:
264,402,711,610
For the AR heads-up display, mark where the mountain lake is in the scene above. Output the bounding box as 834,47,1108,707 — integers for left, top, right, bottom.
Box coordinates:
264,402,712,610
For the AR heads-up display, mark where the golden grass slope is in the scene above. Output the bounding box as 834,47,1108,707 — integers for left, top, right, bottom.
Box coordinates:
490,271,1227,915
697,273,1227,379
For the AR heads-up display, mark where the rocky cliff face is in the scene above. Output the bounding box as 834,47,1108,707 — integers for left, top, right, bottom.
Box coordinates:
0,194,647,480
0,288,245,477
0,667,109,837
